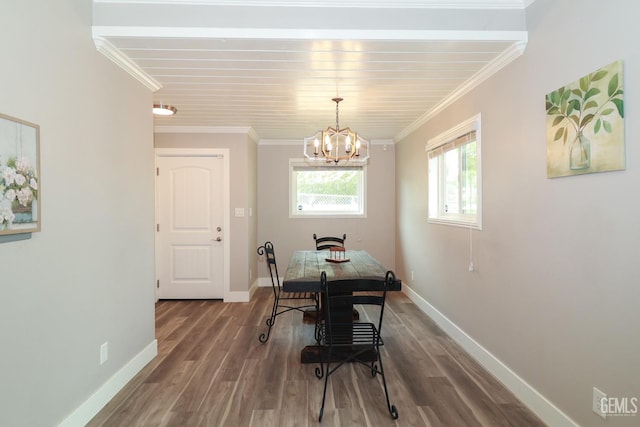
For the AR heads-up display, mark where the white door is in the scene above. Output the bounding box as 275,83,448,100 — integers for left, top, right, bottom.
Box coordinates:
156,153,226,299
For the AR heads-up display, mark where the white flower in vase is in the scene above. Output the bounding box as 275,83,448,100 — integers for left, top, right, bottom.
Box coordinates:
2,166,16,185
17,187,33,206
14,173,26,186
15,157,30,171
4,188,16,202
0,206,15,226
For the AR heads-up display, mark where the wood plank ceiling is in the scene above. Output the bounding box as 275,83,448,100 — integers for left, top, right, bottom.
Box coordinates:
92,0,532,141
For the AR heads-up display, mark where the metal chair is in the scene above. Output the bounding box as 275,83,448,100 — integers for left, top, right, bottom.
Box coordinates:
315,270,398,422
313,233,346,251
257,241,319,343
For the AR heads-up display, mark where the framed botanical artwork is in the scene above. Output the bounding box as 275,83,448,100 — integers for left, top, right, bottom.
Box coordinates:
545,60,625,178
0,113,40,235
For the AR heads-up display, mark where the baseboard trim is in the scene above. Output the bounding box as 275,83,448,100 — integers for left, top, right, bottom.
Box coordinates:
257,277,276,287
58,339,158,427
248,279,259,299
224,290,250,303
402,285,578,427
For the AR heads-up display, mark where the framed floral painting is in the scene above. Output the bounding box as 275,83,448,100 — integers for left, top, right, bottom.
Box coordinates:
0,113,40,235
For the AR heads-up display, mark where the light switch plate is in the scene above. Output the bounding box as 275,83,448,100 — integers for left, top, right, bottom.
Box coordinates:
593,387,606,419
100,342,109,365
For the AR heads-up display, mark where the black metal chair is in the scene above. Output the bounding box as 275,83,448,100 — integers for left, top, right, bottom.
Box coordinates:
313,233,346,250
257,241,319,343
315,270,398,422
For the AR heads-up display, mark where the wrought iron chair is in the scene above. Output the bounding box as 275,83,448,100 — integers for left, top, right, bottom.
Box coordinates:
315,270,398,422
257,241,319,343
313,233,346,250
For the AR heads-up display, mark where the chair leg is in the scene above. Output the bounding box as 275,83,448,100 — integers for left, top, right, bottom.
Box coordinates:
374,345,398,419
313,293,322,344
314,357,324,379
258,295,279,343
318,349,332,422
314,322,324,379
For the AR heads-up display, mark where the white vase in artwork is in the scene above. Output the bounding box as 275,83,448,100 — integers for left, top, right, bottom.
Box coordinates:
569,133,591,170
32,200,38,222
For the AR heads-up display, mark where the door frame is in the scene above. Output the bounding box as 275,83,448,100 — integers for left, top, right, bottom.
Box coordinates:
154,148,231,302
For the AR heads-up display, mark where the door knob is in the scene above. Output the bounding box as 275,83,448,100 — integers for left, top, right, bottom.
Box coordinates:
217,226,222,232
216,237,222,242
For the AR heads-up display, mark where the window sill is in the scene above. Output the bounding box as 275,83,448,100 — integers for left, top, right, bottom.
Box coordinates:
428,217,482,230
290,212,367,219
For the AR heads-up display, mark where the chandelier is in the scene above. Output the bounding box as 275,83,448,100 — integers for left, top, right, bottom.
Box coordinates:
304,97,370,164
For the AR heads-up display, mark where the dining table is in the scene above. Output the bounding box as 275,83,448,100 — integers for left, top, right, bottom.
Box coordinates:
282,249,402,363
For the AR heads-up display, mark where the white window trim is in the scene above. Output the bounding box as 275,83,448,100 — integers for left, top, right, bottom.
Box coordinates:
426,113,482,230
289,159,367,219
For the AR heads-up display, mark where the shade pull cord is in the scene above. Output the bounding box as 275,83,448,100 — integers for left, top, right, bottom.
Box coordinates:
469,224,472,262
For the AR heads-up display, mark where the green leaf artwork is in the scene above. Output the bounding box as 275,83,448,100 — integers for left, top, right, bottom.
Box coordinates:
545,60,625,178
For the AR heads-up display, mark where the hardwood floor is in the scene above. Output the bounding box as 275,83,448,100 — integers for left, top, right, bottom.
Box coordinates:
88,288,546,426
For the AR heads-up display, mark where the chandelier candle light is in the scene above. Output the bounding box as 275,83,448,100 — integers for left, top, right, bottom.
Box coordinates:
304,98,370,164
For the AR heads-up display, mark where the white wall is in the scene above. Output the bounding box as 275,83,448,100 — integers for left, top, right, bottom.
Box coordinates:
0,1,156,425
396,0,640,425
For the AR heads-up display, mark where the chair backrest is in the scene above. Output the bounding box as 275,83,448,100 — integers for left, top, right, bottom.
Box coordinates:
320,270,394,334
257,241,281,292
313,233,347,250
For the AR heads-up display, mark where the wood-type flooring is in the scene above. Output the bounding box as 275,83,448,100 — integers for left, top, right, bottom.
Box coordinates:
88,288,546,427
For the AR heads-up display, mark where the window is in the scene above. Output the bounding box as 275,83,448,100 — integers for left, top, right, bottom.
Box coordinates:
290,161,366,217
427,114,482,229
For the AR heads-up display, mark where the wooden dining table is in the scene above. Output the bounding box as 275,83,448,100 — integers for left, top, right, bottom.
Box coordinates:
283,250,402,292
282,249,402,363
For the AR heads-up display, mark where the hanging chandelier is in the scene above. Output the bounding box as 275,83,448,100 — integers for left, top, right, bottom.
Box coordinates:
304,98,370,164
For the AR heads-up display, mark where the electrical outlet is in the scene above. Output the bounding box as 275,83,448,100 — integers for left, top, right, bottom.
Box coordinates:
411,270,414,281
468,262,475,272
593,387,607,419
100,342,109,365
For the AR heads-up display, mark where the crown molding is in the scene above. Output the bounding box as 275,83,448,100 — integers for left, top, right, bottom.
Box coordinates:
246,129,260,144
93,0,533,9
258,139,299,146
93,36,161,92
93,25,527,42
154,125,259,141
395,39,527,142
